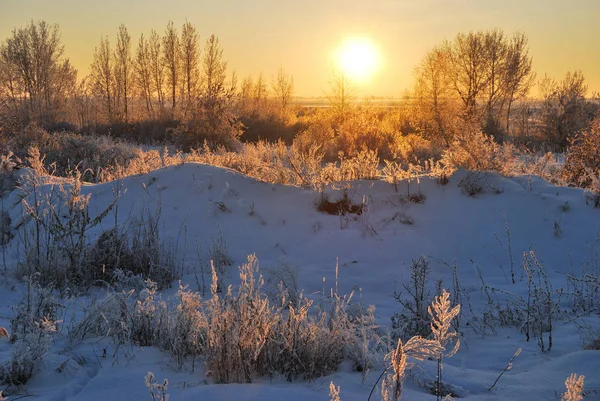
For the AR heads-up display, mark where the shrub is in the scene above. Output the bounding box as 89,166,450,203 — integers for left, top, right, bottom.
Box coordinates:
441,130,517,174
10,127,139,183
1,277,60,386
563,119,600,188
18,170,119,288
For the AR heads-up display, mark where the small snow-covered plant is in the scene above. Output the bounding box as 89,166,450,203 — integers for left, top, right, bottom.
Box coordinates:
2,277,60,386
4,317,57,386
1,317,57,386
166,284,203,370
583,168,600,208
68,289,133,355
459,171,486,197
566,233,600,313
263,260,300,307
428,290,461,399
561,373,584,401
522,251,560,352
20,169,119,288
359,195,378,238
131,280,159,347
426,159,454,186
339,149,379,181
145,372,169,401
204,255,279,383
381,338,407,401
488,348,522,391
10,276,61,342
393,256,432,338
382,160,406,193
330,381,342,401
208,226,233,292
407,162,425,203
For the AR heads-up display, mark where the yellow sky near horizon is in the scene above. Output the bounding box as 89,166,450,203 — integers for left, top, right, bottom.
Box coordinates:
1,0,599,97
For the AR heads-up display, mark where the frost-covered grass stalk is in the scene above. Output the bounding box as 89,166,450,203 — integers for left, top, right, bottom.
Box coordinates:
428,289,460,400
145,372,169,401
329,381,341,401
561,373,584,401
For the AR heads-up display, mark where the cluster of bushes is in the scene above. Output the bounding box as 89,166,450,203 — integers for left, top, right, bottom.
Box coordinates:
17,170,177,290
1,255,386,387
5,121,600,207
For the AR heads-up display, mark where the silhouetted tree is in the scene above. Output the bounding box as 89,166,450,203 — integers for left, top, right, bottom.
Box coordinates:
149,29,165,116
503,32,535,135
180,21,201,118
90,36,115,122
163,21,180,116
135,33,154,117
115,24,132,122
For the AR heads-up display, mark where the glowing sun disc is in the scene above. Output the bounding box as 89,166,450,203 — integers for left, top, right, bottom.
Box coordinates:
335,37,381,81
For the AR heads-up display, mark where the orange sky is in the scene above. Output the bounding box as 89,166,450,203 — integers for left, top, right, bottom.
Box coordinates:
1,0,599,97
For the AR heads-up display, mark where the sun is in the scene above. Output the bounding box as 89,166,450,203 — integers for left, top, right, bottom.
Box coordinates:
335,37,382,82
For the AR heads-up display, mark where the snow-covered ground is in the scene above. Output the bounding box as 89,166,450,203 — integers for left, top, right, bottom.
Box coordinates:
1,163,599,400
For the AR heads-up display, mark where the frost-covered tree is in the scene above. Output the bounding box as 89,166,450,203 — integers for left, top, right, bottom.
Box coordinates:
540,70,591,148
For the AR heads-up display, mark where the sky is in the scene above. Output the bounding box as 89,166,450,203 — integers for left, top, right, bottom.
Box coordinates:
1,0,599,97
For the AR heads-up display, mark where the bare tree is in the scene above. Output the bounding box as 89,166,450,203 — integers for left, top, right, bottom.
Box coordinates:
327,66,355,120
148,30,165,116
162,21,180,116
482,29,507,137
0,20,77,127
135,33,154,117
187,34,241,148
413,29,535,142
115,24,132,122
503,32,535,135
271,66,295,113
90,36,114,122
448,32,490,117
180,21,201,118
253,71,269,113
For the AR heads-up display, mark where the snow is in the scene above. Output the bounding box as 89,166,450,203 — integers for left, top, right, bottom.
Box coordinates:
1,163,599,400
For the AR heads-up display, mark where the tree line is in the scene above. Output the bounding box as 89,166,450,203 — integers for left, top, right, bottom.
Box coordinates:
0,20,597,150
410,29,598,148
